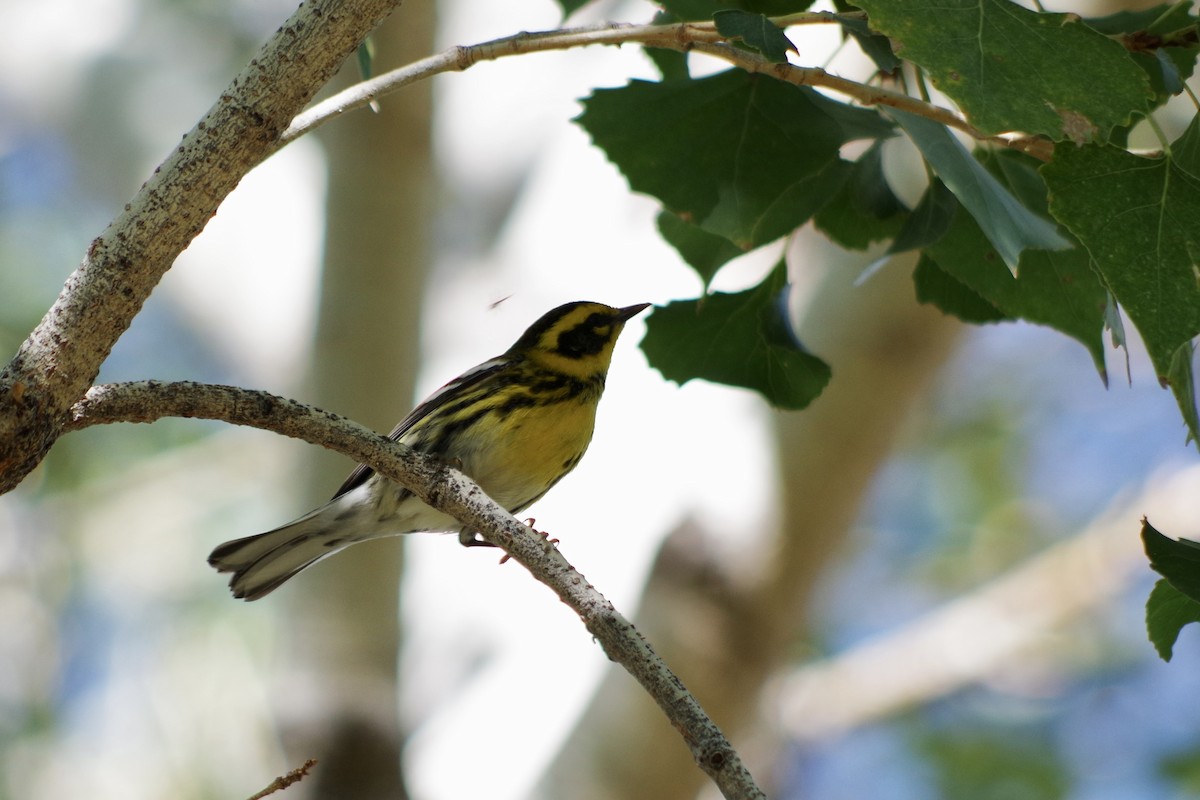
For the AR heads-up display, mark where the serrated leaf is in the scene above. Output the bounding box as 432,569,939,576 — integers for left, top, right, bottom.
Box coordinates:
1169,341,1199,443
914,254,1008,324
641,262,831,408
1146,579,1200,662
926,196,1107,373
1131,44,1198,107
857,0,1152,142
657,211,745,289
1099,1,1200,108
1143,518,1200,603
889,108,1071,270
661,0,816,20
578,70,891,248
714,9,797,63
1043,121,1200,440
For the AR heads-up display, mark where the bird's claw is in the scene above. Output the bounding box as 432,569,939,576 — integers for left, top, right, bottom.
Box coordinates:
497,518,559,564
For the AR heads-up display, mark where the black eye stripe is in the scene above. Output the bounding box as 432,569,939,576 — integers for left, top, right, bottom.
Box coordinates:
557,320,611,357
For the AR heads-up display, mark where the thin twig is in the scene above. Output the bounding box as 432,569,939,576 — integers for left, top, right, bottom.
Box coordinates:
280,16,1047,158
66,380,768,800
246,759,318,800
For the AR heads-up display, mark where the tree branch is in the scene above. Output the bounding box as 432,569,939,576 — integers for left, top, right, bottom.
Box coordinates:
0,0,402,493
66,380,768,800
281,17,1051,159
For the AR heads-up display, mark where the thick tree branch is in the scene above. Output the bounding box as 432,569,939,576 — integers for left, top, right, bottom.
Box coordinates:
66,380,767,800
0,0,402,493
282,17,1051,159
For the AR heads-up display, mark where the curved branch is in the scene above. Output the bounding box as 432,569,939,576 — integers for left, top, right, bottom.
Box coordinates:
281,16,1050,159
67,380,767,800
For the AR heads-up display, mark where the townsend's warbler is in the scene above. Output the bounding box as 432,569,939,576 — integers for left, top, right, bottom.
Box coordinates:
209,300,649,600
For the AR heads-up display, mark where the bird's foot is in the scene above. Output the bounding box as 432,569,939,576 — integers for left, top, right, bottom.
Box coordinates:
498,518,559,564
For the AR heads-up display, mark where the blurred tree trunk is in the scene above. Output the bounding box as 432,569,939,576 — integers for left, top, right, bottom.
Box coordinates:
531,249,964,800
279,6,436,799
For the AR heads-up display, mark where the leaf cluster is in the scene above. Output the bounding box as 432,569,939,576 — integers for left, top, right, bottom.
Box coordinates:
575,2,1200,418
564,0,1200,652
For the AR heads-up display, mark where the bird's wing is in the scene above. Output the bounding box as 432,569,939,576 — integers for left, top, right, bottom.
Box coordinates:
329,356,511,500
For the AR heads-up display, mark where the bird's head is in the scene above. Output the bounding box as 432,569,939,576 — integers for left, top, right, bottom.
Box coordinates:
509,301,650,379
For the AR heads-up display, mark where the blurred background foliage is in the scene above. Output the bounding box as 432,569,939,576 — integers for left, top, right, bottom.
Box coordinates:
3,1,1200,799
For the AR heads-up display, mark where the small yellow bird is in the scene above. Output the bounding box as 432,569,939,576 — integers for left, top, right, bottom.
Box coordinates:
209,300,649,600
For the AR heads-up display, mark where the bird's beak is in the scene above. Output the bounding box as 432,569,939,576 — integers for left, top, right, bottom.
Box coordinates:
615,303,651,323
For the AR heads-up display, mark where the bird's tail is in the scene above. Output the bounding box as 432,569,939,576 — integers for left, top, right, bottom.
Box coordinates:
208,507,349,601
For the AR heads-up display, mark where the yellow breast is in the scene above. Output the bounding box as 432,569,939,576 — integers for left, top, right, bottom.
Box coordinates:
454,395,599,513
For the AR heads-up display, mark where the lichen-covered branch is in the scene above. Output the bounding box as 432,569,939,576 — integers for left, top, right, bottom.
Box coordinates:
0,0,402,493
67,380,767,800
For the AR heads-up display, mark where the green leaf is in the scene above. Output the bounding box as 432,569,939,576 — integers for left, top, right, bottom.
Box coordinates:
657,211,745,289
641,262,831,408
661,0,815,21
889,178,958,256
1094,1,1200,109
578,70,891,248
1104,292,1131,386
1175,112,1200,179
1043,122,1200,430
926,197,1107,373
553,0,593,16
914,726,1070,800
1169,341,1199,443
847,140,907,218
889,108,1071,270
1146,580,1200,661
1104,292,1128,350
645,47,690,82
1143,519,1200,600
856,0,1152,142
356,39,374,80
814,141,907,250
914,254,1008,324
1160,744,1200,793
1085,3,1198,37
714,10,797,63
836,14,901,73
1143,519,1200,659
